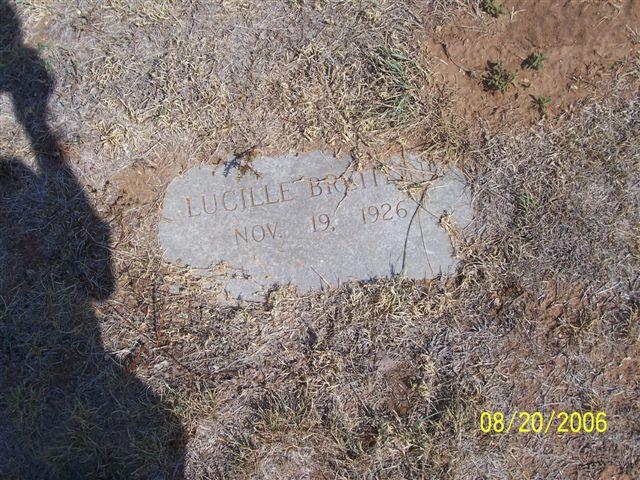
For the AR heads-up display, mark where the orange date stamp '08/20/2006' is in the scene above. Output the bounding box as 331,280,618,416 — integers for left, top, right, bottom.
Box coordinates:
479,411,608,434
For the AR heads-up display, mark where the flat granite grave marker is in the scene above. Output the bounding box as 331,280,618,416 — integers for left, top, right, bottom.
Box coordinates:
159,151,472,300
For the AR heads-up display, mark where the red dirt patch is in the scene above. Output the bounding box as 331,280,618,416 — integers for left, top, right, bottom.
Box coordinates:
425,0,640,130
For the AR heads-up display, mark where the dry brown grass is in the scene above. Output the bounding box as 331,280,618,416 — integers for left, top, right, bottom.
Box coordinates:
5,0,468,177
100,93,638,478
1,0,639,478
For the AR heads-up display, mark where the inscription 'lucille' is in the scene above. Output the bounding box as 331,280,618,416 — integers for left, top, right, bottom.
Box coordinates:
185,169,393,218
186,182,294,217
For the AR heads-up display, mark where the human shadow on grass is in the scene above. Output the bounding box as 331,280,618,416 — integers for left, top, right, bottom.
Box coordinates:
0,2,185,478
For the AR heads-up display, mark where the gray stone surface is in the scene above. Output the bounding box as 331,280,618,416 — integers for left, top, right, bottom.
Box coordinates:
159,152,472,299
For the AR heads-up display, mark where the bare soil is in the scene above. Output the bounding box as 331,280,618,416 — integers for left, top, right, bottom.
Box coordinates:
426,0,640,130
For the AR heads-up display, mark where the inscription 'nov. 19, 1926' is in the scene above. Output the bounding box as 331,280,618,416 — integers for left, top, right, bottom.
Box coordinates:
159,151,472,299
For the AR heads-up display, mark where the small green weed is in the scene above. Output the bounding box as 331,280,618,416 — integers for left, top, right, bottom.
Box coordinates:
516,190,538,214
483,61,515,93
522,52,546,70
481,0,504,17
531,95,552,117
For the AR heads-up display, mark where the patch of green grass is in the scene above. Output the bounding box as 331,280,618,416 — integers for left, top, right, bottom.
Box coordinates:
254,391,315,433
0,42,51,73
367,47,424,127
4,383,44,433
481,0,504,17
516,190,538,214
531,95,552,117
483,61,515,93
45,397,103,467
522,52,546,70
